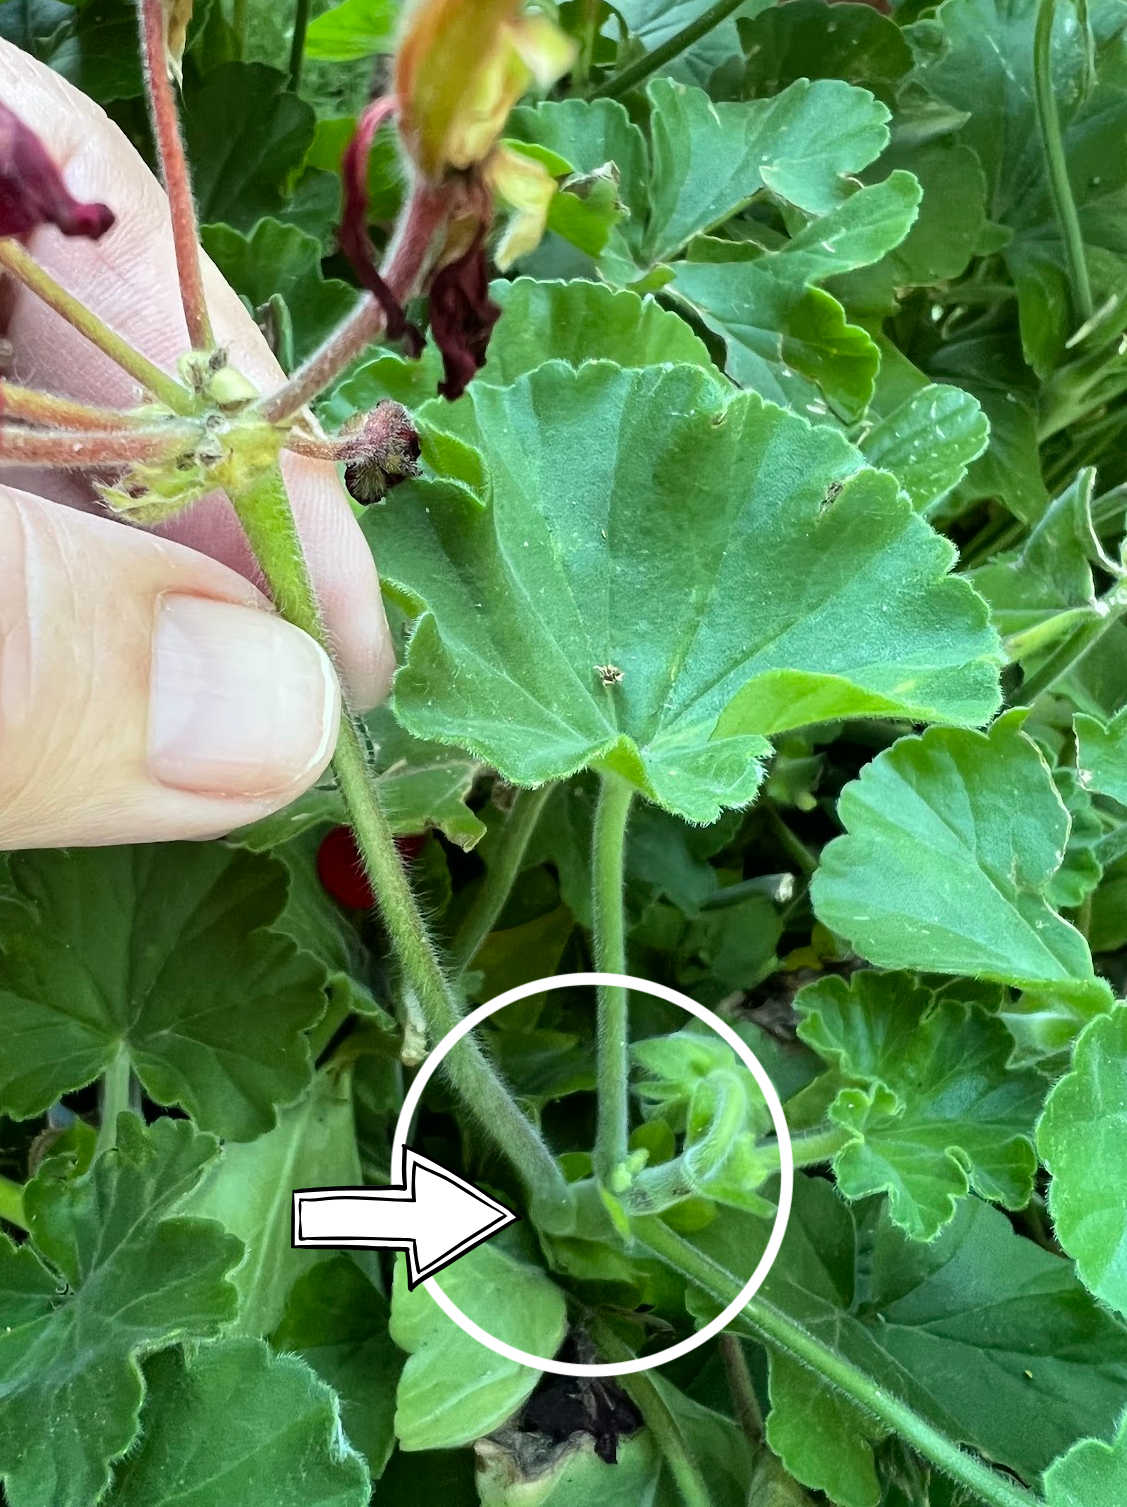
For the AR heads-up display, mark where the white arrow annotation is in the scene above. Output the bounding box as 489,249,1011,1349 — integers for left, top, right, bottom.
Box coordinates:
292,1148,518,1289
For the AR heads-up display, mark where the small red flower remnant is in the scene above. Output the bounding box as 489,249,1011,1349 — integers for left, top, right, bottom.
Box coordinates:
0,101,114,240
318,825,427,910
318,825,375,910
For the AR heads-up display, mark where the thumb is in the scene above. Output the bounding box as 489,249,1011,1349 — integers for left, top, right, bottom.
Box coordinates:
0,485,341,848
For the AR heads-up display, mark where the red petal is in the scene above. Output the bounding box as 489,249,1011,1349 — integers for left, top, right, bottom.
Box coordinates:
0,101,113,240
341,97,423,355
428,235,500,400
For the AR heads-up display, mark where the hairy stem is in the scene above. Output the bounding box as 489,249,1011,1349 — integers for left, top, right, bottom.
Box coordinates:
620,1122,848,1213
449,785,553,975
95,1050,135,1158
592,772,634,1184
0,422,196,466
0,241,194,414
1033,0,1093,322
720,1333,764,1446
259,182,447,424
0,384,148,430
137,0,214,350
232,465,573,1218
635,1218,1044,1507
595,0,749,99
590,1319,713,1507
288,0,312,89
0,1174,27,1232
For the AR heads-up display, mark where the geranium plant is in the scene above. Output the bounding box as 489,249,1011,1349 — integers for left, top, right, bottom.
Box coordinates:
2,0,1127,1505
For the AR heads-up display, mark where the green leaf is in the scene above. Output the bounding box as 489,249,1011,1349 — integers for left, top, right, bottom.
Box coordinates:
183,63,316,229
0,844,324,1140
390,1241,567,1452
795,972,1043,1238
692,1178,1127,1504
971,470,1106,663
183,1066,361,1338
104,1340,370,1506
0,1117,241,1507
858,383,989,514
644,76,893,264
670,172,921,417
812,713,1098,989
365,363,1000,823
737,0,914,106
271,1257,401,1477
200,218,359,367
1040,1005,1127,1320
912,0,1127,373
305,0,396,60
1076,705,1127,806
321,278,715,427
1045,1416,1127,1507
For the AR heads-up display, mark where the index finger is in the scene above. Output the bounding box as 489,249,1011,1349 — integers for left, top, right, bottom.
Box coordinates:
0,39,394,710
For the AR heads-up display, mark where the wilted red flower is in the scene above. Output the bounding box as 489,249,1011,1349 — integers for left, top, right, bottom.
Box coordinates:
0,100,114,240
429,234,501,399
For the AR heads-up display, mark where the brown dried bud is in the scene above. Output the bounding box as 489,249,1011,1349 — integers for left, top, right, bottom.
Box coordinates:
340,400,421,505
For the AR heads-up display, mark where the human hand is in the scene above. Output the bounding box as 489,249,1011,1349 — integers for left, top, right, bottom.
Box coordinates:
0,42,393,850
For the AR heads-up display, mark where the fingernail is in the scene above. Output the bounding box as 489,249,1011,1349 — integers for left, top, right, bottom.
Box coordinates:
148,594,340,797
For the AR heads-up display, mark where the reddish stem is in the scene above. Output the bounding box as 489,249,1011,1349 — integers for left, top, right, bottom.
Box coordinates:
0,382,148,430
259,182,449,425
137,0,213,350
0,422,195,466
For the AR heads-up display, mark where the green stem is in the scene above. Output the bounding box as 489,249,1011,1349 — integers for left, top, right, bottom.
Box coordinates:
0,241,194,414
621,1122,848,1212
590,1319,713,1507
0,1174,27,1231
572,0,602,90
288,0,312,90
594,0,749,99
1020,582,1127,702
95,1050,134,1158
449,785,553,975
720,1332,764,1445
765,806,818,877
634,1218,1045,1507
1033,0,1093,322
232,0,248,55
232,466,572,1221
591,772,634,1184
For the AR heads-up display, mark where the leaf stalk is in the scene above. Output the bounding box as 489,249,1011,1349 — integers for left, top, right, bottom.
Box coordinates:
592,771,634,1184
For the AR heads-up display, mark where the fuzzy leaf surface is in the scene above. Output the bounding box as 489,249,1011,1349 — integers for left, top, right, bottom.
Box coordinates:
365,363,1000,822
390,1242,567,1452
1040,1005,1127,1320
0,1118,241,1507
796,971,1043,1238
812,714,1098,989
103,1339,370,1506
0,845,324,1139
